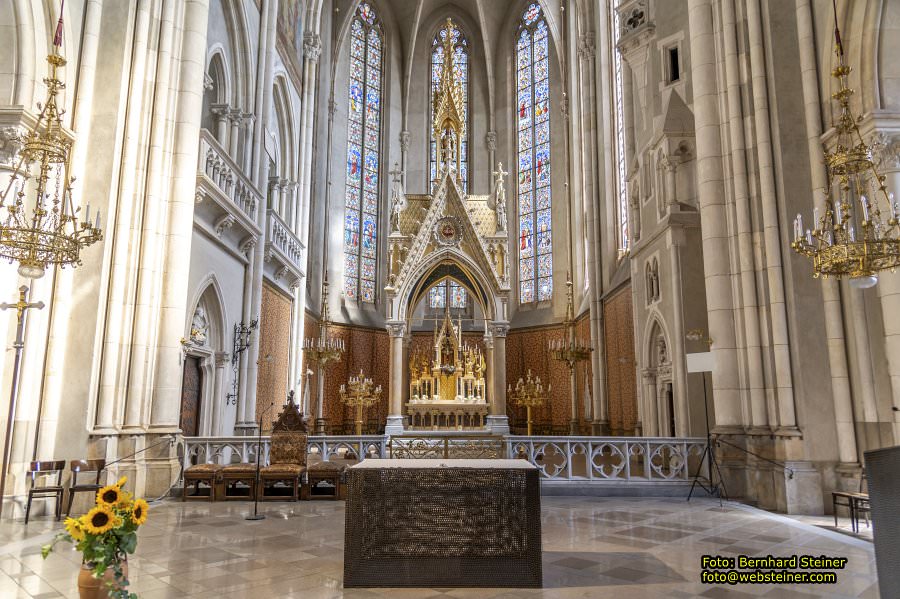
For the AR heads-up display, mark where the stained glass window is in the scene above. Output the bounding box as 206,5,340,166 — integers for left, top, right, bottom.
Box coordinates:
428,280,468,309
516,4,552,304
612,2,628,251
344,2,382,302
429,22,469,192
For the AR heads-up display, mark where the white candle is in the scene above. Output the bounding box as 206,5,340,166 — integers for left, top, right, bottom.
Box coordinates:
806,229,813,245
861,195,870,222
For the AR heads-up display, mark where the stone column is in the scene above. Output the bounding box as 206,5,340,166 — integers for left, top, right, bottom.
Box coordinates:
212,351,228,434
746,0,797,431
210,103,230,147
243,0,278,432
150,0,211,432
487,322,510,434
385,321,407,435
687,0,743,430
228,108,242,159
795,0,857,465
642,369,658,437
873,135,900,443
721,0,767,429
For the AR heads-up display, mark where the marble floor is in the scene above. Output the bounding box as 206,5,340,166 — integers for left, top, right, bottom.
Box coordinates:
0,497,879,599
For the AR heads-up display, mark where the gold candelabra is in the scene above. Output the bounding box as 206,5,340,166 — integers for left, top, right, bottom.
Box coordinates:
791,10,900,288
339,370,382,435
508,369,549,436
303,275,344,433
0,44,102,279
549,273,592,433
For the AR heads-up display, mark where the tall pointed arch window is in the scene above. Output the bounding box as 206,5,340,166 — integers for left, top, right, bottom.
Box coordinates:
612,1,629,252
429,22,469,192
344,2,383,302
516,4,552,304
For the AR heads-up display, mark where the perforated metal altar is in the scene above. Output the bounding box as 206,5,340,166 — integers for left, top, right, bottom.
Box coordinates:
343,459,542,588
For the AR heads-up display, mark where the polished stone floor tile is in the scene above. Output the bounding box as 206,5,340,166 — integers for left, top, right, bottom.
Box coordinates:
0,497,878,598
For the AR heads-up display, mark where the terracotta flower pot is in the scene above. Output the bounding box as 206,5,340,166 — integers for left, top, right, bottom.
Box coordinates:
77,561,129,599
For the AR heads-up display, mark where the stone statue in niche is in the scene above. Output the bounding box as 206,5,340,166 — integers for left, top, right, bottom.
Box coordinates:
493,162,508,231
389,163,405,233
188,304,209,346
656,336,668,366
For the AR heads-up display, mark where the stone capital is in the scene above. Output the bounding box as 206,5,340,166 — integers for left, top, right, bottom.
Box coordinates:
214,351,230,367
303,33,322,62
488,322,510,338
210,103,231,120
869,130,900,172
386,321,407,338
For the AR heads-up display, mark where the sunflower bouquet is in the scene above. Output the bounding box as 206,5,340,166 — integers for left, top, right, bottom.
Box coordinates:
42,476,149,599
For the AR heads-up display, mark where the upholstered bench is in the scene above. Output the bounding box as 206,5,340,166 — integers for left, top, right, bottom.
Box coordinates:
220,463,259,500
183,463,222,501
306,461,345,500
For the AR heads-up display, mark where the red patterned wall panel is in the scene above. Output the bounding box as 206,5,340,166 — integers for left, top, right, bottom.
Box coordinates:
603,284,638,435
505,315,593,434
256,284,293,430
318,324,390,432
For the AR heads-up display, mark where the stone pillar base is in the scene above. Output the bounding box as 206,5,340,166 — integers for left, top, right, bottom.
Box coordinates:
233,423,258,436
384,415,405,436
778,461,825,515
592,420,610,435
486,415,510,435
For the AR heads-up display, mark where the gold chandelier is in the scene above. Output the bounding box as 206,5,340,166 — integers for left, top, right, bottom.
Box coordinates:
0,37,102,279
791,10,899,289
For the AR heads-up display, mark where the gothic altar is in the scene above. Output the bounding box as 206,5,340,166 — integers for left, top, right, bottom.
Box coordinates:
407,310,489,430
381,19,512,435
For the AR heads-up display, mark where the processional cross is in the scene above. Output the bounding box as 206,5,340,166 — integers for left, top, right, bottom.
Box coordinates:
0,285,45,520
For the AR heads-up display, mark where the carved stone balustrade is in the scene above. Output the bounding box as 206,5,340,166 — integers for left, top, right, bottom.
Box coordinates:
195,129,262,259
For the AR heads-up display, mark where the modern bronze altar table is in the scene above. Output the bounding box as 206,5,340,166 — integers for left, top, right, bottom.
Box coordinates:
343,458,542,588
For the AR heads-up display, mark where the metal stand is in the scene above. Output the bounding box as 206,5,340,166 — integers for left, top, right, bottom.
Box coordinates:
0,286,44,521
246,403,274,521
687,372,727,504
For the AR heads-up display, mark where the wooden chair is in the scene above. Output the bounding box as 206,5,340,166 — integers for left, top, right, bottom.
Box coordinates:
25,460,65,524
220,462,260,500
66,459,105,517
260,395,309,501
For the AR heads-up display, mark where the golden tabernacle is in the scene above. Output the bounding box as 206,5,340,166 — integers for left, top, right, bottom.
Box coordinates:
407,309,488,430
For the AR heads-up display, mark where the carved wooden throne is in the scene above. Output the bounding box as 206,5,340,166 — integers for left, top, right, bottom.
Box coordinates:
259,391,309,501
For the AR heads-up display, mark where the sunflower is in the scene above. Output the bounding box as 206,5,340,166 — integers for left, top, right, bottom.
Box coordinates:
83,506,116,535
96,484,122,507
131,498,149,526
116,490,133,509
116,476,127,487
64,517,85,542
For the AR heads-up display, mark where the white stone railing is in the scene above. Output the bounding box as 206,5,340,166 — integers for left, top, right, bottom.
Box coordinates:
198,129,259,222
182,435,706,484
183,435,386,471
505,436,707,482
266,209,304,270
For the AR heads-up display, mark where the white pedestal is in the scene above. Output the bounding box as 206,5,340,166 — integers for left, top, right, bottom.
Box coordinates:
384,415,405,435
486,415,510,435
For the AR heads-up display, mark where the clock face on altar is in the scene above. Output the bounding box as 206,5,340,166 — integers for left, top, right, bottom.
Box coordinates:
433,216,462,247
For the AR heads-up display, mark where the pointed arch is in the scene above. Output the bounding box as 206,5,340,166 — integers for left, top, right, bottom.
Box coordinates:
515,2,553,304
343,1,384,304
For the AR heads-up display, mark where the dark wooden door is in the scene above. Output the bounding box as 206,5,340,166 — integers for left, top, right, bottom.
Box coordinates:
180,356,202,436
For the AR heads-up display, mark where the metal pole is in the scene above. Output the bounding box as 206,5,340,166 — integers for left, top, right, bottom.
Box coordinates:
0,286,45,520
